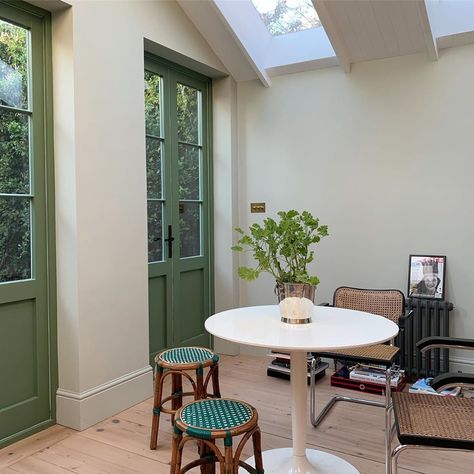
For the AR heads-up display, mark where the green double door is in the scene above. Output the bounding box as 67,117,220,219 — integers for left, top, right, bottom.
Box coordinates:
0,2,55,447
144,57,212,363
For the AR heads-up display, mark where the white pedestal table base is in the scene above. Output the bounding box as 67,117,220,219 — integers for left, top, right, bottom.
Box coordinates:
242,448,359,474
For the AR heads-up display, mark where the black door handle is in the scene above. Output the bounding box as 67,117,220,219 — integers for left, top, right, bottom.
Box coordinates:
164,225,174,258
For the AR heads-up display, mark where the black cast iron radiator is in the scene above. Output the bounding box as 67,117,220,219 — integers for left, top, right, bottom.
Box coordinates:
399,298,454,377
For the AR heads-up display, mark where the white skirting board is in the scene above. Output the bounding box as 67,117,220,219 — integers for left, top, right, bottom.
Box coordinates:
56,366,153,431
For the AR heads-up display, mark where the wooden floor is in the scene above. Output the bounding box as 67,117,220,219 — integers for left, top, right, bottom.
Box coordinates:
0,355,471,473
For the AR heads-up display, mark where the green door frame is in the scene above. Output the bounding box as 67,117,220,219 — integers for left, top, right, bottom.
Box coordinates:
145,54,214,361
0,0,57,448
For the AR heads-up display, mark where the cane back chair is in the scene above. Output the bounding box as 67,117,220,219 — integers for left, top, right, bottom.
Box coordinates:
389,336,474,474
150,346,221,450
310,286,412,473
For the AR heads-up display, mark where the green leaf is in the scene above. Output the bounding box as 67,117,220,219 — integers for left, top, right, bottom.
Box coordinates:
237,267,260,281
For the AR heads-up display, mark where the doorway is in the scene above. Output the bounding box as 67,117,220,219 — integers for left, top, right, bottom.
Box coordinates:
144,56,213,363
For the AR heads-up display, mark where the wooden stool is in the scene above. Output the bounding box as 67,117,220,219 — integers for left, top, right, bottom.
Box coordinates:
150,347,221,450
171,398,264,474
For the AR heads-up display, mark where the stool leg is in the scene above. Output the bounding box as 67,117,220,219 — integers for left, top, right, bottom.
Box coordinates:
150,366,164,450
211,364,221,398
224,445,233,474
196,367,205,400
252,428,264,474
171,373,183,426
199,441,216,474
170,428,183,474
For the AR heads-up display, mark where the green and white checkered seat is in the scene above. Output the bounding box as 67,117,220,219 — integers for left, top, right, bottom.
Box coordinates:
171,398,264,474
158,347,218,366
179,399,253,435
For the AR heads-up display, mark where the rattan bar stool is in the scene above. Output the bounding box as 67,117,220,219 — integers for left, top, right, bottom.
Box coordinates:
171,398,264,474
150,346,221,450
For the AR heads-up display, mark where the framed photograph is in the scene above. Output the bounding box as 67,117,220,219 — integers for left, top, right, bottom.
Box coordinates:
408,255,446,300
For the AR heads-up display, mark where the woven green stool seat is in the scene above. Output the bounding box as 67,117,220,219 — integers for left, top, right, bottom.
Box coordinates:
171,398,264,474
150,346,221,450
158,347,218,367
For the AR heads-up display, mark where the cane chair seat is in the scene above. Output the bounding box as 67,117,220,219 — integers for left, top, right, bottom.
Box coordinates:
321,344,400,366
392,392,474,450
157,347,218,368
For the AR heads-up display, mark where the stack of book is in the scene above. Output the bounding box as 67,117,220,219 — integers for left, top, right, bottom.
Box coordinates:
267,351,329,382
349,363,405,388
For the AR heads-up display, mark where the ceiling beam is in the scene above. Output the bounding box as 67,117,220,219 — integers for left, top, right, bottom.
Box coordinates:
312,0,351,73
212,0,272,87
416,0,438,61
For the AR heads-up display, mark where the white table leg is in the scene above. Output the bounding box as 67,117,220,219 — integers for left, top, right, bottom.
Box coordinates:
242,351,359,474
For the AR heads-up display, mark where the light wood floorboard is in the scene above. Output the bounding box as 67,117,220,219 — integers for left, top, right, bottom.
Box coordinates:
0,355,472,473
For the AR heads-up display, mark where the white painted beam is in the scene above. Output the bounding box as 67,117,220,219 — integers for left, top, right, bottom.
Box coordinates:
417,0,438,61
312,0,352,73
212,0,272,87
177,0,257,82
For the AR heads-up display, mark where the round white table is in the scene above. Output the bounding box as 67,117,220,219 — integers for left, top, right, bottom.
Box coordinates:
205,304,399,474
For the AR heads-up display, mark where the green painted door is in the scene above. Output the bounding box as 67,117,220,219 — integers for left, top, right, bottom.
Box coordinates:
0,2,55,447
145,57,212,363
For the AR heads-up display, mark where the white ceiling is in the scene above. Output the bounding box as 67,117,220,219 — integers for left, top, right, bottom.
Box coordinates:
178,0,474,86
320,0,428,62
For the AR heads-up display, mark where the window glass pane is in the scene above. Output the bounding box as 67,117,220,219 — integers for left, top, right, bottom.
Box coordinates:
179,202,200,258
251,0,321,36
0,197,31,282
0,19,28,109
144,71,161,137
146,137,162,199
178,143,200,200
0,108,29,194
147,201,163,262
177,83,199,144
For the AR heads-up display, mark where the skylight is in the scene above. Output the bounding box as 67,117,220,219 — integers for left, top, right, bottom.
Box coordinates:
251,0,321,36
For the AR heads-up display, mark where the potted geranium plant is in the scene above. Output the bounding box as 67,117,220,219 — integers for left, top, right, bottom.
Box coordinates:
232,210,329,323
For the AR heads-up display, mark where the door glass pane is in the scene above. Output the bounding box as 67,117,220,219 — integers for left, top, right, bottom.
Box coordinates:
0,108,29,194
177,83,199,144
144,71,161,137
0,20,28,109
0,197,31,282
179,202,200,258
146,137,162,199
178,143,200,200
147,201,163,263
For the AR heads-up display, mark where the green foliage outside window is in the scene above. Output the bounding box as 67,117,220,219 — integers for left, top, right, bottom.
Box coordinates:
0,20,31,282
144,72,202,262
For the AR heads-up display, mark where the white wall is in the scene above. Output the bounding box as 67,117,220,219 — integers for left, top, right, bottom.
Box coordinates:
52,0,231,430
236,45,474,369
